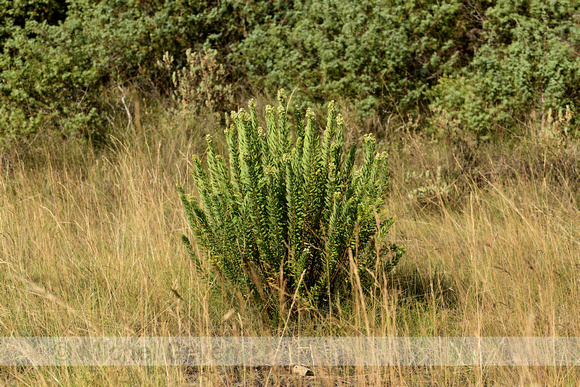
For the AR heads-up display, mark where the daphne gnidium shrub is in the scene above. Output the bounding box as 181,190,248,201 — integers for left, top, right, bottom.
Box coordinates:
178,90,404,311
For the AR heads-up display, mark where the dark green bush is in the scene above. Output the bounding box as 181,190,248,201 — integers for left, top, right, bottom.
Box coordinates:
429,0,580,137
2,0,579,148
1,1,147,147
178,91,404,312
0,0,284,148
232,0,484,116
0,0,68,47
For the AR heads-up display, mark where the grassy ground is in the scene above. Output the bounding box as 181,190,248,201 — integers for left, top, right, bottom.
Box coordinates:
1,96,579,385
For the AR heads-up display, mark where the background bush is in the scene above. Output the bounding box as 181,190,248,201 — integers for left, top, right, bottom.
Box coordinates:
0,0,282,148
1,0,579,148
430,0,580,137
233,0,480,116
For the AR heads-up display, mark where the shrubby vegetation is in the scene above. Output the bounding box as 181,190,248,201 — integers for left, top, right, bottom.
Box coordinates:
0,0,279,147
179,92,404,313
234,0,479,115
0,0,578,145
430,0,580,138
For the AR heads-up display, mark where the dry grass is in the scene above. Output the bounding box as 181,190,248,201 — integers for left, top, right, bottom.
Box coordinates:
1,101,580,385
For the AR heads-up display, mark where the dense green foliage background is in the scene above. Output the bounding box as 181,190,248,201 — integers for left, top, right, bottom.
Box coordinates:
1,0,579,147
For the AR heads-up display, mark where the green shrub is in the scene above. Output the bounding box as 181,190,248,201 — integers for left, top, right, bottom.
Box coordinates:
429,0,580,137
178,91,404,311
0,1,144,147
232,0,483,116
4,0,577,148
0,0,67,47
0,0,278,148
0,0,491,144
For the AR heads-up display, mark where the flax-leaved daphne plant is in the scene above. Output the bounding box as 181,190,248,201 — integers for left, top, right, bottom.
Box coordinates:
178,90,405,312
